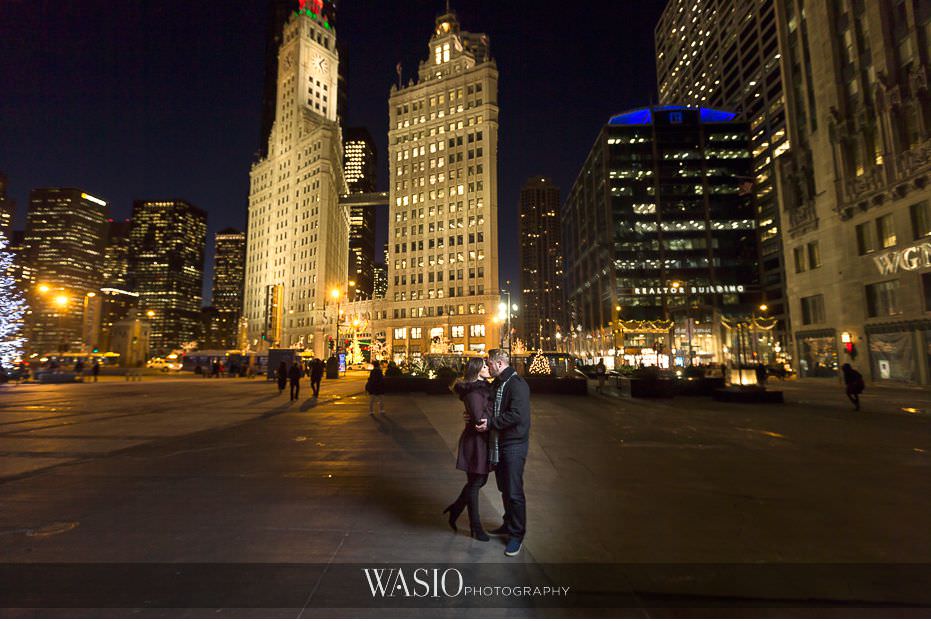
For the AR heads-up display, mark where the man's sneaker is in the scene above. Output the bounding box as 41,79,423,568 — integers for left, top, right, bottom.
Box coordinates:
488,525,509,536
504,538,522,557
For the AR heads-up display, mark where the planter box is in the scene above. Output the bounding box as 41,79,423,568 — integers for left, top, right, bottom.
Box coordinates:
617,377,678,398
36,372,79,384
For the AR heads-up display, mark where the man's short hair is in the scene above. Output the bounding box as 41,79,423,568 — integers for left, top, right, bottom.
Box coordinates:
488,349,510,365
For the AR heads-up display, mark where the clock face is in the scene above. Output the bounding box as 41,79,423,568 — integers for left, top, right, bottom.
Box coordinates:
313,54,329,74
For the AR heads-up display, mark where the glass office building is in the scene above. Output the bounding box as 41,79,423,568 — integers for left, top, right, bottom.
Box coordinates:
563,105,763,366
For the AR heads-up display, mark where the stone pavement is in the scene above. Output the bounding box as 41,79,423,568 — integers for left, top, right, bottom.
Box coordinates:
0,373,929,615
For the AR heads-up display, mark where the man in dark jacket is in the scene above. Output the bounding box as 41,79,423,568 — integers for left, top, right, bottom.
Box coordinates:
288,362,303,401
476,349,530,557
309,358,325,398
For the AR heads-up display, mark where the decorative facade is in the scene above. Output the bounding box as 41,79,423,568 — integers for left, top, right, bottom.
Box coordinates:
776,0,931,384
243,6,349,354
380,7,501,358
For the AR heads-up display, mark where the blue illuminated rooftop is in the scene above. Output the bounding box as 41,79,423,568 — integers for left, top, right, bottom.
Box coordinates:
608,105,738,126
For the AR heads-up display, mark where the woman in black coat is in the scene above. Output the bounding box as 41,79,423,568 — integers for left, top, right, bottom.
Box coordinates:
276,361,288,395
443,357,493,541
365,363,386,415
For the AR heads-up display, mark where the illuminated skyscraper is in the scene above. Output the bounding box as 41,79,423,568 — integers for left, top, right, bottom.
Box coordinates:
519,177,563,349
563,106,760,363
342,127,379,301
0,172,14,237
343,127,377,193
656,0,790,342
385,7,501,356
244,5,349,352
261,0,346,158
129,200,207,353
102,219,132,290
212,228,246,348
23,188,108,353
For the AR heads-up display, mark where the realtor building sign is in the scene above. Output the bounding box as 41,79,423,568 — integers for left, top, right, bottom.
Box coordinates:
630,284,746,295
874,242,931,275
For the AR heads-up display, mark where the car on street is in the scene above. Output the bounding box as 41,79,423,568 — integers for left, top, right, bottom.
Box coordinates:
147,358,182,372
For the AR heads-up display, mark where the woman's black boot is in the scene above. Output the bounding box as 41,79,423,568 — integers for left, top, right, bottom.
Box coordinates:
470,526,490,541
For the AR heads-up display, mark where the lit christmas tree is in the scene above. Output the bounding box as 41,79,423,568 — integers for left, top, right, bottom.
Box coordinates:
348,332,364,365
0,232,27,368
527,349,551,375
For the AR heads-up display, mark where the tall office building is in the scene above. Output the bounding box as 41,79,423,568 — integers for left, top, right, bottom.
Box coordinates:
23,188,108,353
343,127,377,193
102,219,132,290
385,7,501,356
212,228,246,349
373,262,388,299
518,177,563,350
129,200,207,353
563,106,760,365
0,172,14,237
260,0,346,158
340,191,384,301
342,127,379,301
243,8,349,353
656,0,790,344
774,0,931,384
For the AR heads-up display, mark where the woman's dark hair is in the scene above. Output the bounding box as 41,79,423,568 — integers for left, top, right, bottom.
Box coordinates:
462,357,485,383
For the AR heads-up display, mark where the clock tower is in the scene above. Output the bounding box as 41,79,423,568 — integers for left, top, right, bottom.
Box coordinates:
244,3,349,353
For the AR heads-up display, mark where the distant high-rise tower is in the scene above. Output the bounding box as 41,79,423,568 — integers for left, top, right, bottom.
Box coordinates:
102,219,132,290
342,127,379,301
244,8,349,353
385,6,501,355
23,188,108,353
519,177,563,349
260,0,346,158
343,127,377,193
129,200,207,353
212,228,246,349
655,0,790,343
0,172,14,237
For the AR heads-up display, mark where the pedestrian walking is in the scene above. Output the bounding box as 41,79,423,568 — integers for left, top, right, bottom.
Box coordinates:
444,357,493,541
276,361,288,395
365,362,386,415
475,349,531,557
756,362,768,387
842,363,865,411
595,358,607,394
309,357,324,398
288,362,302,401
91,360,100,383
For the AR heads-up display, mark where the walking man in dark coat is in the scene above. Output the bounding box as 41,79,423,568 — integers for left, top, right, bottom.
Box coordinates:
288,362,302,401
309,358,324,398
475,349,531,557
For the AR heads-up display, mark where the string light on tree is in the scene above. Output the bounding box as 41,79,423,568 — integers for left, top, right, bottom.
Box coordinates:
528,349,551,375
0,233,27,367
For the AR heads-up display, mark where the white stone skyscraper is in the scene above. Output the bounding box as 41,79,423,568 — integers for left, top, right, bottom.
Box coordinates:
243,3,349,353
384,7,501,356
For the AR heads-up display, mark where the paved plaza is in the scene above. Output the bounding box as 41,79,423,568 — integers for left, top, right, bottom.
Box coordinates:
0,373,929,615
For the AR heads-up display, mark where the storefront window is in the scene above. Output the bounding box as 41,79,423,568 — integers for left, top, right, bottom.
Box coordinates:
797,334,837,377
868,332,916,382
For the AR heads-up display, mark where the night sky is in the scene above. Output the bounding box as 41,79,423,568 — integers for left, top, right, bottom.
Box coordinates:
0,0,668,301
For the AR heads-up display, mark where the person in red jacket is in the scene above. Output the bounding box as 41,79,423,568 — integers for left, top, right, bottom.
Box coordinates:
443,357,494,541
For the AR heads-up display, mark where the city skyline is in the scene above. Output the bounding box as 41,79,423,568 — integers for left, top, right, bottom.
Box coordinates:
0,0,669,298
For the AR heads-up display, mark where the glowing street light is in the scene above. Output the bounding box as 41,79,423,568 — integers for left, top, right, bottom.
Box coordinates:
54,295,69,308
146,310,156,318
37,283,50,294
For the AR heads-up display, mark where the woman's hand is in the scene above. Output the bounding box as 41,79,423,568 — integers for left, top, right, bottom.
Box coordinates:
475,418,488,432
